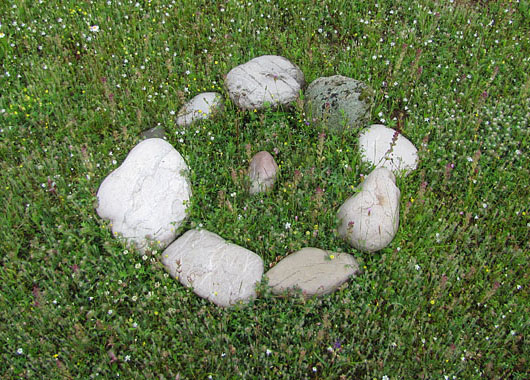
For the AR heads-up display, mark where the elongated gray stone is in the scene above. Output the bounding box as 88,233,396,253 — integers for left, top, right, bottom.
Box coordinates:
265,248,359,296
337,168,400,252
226,55,305,110
96,138,191,252
304,75,374,133
359,124,418,174
176,92,223,127
161,229,264,307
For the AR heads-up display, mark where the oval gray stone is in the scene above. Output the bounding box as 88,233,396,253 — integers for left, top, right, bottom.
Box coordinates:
96,138,191,252
161,229,264,307
337,168,400,252
359,124,418,175
265,247,360,297
226,55,305,110
304,75,374,133
176,92,224,127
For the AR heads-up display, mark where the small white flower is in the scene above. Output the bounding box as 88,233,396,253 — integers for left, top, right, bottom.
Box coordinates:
135,263,141,269
266,349,272,356
17,348,23,355
284,222,291,230
415,264,420,271
382,376,389,380
312,367,317,373
89,25,99,32
142,255,148,261
124,355,130,362
108,309,113,315
467,156,473,162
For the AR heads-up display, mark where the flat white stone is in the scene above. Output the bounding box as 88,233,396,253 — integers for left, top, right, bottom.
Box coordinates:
176,92,223,127
265,247,359,296
161,229,264,307
96,138,191,252
337,168,400,252
226,55,305,110
249,151,278,194
359,124,418,174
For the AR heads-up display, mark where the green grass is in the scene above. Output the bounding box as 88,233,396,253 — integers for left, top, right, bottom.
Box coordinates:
1,0,529,378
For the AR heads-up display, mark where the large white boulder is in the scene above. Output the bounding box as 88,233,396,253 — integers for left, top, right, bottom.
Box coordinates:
337,168,400,252
265,248,359,296
176,92,223,127
225,55,305,110
161,229,264,307
359,124,418,174
96,138,191,252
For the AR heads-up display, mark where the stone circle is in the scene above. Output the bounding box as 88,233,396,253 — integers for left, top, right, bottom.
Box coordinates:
96,55,419,306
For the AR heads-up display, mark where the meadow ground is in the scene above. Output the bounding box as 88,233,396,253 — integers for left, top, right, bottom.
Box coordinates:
0,0,528,378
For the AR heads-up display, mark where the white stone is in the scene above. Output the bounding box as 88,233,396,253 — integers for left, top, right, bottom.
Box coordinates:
96,138,191,252
161,229,264,307
265,248,359,296
249,151,278,194
359,124,418,174
176,92,223,127
337,168,400,252
226,55,305,110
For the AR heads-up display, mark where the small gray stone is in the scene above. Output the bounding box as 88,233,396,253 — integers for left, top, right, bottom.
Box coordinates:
304,75,374,133
265,248,359,296
161,229,264,307
359,124,418,174
248,151,278,194
140,126,166,139
337,168,400,252
226,55,305,110
176,92,224,127
96,138,192,253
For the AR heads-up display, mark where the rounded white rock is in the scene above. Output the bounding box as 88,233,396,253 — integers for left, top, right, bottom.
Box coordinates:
359,124,418,175
175,92,223,127
225,55,305,110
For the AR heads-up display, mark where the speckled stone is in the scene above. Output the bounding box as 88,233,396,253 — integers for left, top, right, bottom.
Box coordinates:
304,75,374,133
